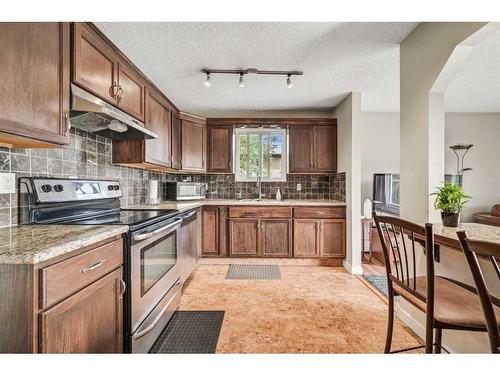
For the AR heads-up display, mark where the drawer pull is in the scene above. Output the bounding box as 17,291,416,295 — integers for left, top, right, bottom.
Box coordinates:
81,260,106,273
119,279,126,300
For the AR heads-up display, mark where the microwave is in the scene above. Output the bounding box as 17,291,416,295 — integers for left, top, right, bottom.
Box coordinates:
164,182,207,201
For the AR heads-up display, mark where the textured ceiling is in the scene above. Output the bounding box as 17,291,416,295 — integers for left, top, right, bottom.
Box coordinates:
445,27,500,112
95,22,417,116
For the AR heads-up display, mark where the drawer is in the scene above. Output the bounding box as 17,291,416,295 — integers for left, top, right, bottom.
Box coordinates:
40,239,123,308
293,206,346,219
229,206,292,218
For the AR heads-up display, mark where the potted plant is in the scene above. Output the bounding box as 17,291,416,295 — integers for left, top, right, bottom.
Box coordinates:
431,183,471,227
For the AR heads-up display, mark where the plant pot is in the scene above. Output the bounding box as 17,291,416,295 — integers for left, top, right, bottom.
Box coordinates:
441,212,460,227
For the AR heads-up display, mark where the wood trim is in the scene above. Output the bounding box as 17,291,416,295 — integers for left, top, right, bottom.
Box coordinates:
180,112,206,123
207,118,337,126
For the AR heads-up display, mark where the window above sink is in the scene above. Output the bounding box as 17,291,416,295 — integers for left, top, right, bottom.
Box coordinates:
234,128,287,182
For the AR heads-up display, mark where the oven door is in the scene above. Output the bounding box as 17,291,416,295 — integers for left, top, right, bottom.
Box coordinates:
130,217,182,346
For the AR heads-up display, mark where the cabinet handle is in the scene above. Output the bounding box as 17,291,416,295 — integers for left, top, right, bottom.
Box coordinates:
112,82,119,98
81,259,106,273
119,279,126,300
63,111,70,136
117,86,124,102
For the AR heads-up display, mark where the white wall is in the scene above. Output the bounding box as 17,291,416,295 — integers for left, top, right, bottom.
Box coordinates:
360,112,400,204
333,93,362,274
361,112,500,222
445,112,500,221
400,22,486,223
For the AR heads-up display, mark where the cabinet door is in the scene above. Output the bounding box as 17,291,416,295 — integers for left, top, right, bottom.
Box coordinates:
39,268,124,353
293,219,320,258
73,23,118,104
144,88,171,167
261,219,292,257
314,126,337,172
289,126,314,173
181,118,206,172
202,207,219,256
320,219,345,258
0,22,70,146
229,219,260,257
207,126,233,173
171,111,182,170
117,61,146,121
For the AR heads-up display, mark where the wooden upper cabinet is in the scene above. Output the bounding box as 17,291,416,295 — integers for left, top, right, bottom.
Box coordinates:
289,126,314,172
289,125,337,173
207,125,233,173
180,113,206,172
117,61,146,121
171,111,182,170
314,126,337,172
0,22,70,147
39,267,124,353
320,219,345,258
72,23,118,104
73,23,146,122
260,219,292,258
144,88,171,167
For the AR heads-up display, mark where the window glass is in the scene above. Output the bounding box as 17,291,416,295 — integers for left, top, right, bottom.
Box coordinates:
390,174,400,206
235,128,286,182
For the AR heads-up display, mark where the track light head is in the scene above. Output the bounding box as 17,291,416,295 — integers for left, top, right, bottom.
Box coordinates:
238,73,245,88
204,72,211,87
286,74,293,88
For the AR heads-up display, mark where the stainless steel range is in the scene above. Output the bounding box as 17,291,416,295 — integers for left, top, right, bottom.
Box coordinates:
18,177,183,353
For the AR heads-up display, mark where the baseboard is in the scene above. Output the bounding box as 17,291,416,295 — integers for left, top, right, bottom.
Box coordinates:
343,260,363,274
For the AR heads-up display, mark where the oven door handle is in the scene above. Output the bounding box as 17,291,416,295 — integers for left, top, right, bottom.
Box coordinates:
132,218,182,242
132,280,182,340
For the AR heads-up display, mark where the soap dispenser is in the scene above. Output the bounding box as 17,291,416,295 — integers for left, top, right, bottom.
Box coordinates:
276,188,282,201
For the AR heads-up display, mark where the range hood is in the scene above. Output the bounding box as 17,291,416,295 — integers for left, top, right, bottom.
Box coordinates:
69,84,157,140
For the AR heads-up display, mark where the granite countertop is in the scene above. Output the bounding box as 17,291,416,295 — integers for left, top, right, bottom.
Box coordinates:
432,223,500,250
127,199,347,213
0,224,129,265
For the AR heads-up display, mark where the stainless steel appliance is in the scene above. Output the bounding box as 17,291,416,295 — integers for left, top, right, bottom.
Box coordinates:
178,209,202,284
18,177,182,353
69,84,157,140
165,181,206,201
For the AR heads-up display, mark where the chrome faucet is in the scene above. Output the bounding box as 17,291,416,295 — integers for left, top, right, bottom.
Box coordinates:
256,176,263,200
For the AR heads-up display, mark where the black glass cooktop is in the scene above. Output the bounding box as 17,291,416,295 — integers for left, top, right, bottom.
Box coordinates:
65,209,179,230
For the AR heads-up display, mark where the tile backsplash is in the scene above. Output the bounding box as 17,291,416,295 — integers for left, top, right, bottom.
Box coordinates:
0,128,345,228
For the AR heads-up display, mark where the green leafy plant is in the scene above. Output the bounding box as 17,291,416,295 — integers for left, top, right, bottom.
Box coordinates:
431,183,471,213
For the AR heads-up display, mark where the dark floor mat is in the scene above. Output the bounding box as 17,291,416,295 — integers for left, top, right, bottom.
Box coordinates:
149,311,225,354
226,264,281,280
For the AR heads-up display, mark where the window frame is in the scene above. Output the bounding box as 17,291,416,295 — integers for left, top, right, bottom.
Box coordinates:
234,127,288,182
388,173,400,207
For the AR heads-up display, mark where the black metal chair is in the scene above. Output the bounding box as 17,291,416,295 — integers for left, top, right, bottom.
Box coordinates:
457,231,500,353
374,213,500,353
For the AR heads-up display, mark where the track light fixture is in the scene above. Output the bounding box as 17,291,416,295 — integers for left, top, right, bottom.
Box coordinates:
204,72,211,87
201,68,302,88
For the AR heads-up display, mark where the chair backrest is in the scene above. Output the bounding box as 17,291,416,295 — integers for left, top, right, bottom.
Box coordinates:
457,231,500,354
373,213,435,306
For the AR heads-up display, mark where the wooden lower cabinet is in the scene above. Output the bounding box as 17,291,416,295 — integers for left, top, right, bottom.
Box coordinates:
202,206,228,257
293,218,345,258
293,219,320,257
320,219,345,258
202,205,345,260
260,219,292,257
229,219,260,256
229,218,291,257
39,267,124,353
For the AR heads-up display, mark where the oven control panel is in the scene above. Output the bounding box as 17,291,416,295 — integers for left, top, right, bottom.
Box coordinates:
32,178,122,203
